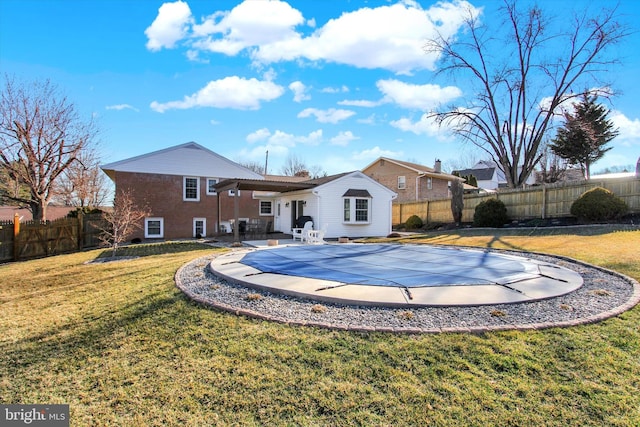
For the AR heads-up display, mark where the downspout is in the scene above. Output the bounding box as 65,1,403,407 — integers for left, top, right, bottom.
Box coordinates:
233,183,240,243
416,173,426,200
312,189,321,230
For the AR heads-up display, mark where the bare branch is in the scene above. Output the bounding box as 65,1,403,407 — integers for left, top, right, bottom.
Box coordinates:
0,75,99,219
426,1,628,188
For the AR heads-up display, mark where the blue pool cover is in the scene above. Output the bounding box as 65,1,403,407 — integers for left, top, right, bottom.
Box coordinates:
239,244,543,288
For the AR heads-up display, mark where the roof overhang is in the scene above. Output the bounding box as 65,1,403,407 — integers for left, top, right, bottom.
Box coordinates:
214,178,316,193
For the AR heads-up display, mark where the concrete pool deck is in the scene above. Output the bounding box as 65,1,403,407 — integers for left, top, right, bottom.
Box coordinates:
210,241,584,307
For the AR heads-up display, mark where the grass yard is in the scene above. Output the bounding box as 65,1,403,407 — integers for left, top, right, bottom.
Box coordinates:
1,234,639,426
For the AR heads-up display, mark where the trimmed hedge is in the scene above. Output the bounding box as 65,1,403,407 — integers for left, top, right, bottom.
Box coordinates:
570,187,628,222
405,215,424,230
473,198,509,228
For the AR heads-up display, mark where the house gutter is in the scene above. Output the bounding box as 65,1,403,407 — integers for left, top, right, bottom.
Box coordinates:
415,173,426,200
312,189,321,229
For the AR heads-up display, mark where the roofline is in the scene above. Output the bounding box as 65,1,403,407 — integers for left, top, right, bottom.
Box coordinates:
313,170,398,197
362,156,463,181
101,141,207,170
214,178,316,193
100,141,263,180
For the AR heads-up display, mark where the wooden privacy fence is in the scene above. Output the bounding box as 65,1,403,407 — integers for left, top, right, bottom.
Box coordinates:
393,177,640,225
0,213,107,262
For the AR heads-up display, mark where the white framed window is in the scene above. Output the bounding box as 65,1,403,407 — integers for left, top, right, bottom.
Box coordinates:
343,197,371,224
193,218,206,238
343,198,351,222
183,177,200,201
427,177,433,190
355,198,369,221
398,176,406,189
228,189,241,197
145,217,164,238
206,178,218,195
259,200,273,215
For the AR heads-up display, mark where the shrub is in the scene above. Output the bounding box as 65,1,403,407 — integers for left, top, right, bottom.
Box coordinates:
405,215,424,230
473,198,509,227
570,187,628,222
67,207,103,218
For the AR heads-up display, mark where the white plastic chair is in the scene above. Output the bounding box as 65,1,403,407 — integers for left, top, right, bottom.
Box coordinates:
306,224,328,244
292,221,313,242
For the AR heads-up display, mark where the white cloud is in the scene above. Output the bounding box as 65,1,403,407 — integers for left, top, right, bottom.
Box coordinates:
145,1,193,51
330,131,359,146
321,85,349,94
611,111,640,146
150,76,284,112
338,99,383,108
297,107,355,123
357,114,377,125
298,129,323,145
148,0,481,74
268,130,298,147
377,79,462,109
105,104,139,112
247,128,272,143
291,1,480,74
186,49,209,63
390,113,451,139
191,0,305,56
245,128,323,148
289,81,310,102
352,146,404,161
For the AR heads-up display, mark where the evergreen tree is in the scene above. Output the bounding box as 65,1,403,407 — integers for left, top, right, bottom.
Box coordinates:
550,94,619,179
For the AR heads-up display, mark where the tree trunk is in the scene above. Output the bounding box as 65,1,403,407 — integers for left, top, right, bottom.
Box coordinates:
30,200,46,222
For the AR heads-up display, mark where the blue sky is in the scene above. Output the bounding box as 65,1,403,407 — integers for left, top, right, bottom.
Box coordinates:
1,0,639,176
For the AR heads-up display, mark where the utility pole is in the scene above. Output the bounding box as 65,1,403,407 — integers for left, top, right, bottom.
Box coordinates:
264,150,269,175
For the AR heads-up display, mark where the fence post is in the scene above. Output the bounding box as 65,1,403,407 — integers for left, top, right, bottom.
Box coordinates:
13,213,20,261
425,200,430,224
77,212,84,251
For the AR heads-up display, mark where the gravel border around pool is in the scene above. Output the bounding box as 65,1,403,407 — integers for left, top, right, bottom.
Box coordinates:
175,246,640,333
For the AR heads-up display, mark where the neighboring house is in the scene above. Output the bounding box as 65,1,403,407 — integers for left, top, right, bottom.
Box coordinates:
216,171,397,239
453,160,536,191
0,205,77,222
362,157,462,203
101,142,264,240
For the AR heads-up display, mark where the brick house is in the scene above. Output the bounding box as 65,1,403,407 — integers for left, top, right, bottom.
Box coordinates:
362,157,462,203
101,142,265,240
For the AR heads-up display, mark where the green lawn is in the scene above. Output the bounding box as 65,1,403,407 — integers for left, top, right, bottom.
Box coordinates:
1,235,639,426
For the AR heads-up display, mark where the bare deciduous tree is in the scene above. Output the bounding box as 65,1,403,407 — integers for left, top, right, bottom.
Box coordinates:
237,160,265,175
0,76,98,220
97,190,149,257
279,153,326,178
53,149,111,207
280,153,308,176
426,1,627,188
537,143,569,184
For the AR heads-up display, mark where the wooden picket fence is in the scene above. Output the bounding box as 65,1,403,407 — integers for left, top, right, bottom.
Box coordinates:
0,213,107,262
393,176,640,225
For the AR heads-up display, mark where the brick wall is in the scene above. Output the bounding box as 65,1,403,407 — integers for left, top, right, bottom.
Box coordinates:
364,162,450,203
115,172,266,240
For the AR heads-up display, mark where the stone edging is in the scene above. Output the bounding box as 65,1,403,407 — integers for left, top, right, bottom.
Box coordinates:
174,247,640,334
